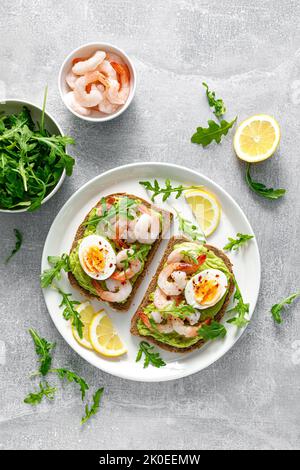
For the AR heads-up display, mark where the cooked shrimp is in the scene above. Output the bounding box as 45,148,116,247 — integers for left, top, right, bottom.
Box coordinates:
109,217,130,249
155,317,198,337
98,96,119,114
134,213,160,245
74,81,102,108
151,311,163,324
171,318,199,338
74,71,108,108
106,52,124,64
153,287,173,310
156,319,174,334
111,249,142,281
126,219,137,243
139,312,152,329
64,92,91,116
72,50,106,75
66,71,78,90
171,271,187,290
98,60,118,80
157,262,200,296
167,249,207,265
92,278,132,303
187,311,201,325
106,63,130,105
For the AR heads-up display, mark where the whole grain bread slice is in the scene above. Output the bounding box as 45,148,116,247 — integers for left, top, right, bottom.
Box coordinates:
68,193,172,311
130,236,234,352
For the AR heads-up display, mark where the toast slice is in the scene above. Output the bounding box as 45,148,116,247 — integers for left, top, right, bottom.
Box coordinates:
68,193,172,311
130,236,234,352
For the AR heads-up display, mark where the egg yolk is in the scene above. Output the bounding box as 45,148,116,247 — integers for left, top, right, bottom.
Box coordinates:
84,246,106,273
194,278,219,305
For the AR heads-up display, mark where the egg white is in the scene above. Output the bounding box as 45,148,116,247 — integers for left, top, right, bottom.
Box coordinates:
78,235,116,280
185,269,227,310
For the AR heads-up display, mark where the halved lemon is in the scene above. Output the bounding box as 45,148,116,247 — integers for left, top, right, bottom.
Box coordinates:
72,301,97,350
89,311,127,357
184,188,221,237
234,114,280,163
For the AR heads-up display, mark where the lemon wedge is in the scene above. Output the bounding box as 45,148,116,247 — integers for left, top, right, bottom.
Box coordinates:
72,301,97,350
234,114,280,163
89,311,127,357
184,188,221,237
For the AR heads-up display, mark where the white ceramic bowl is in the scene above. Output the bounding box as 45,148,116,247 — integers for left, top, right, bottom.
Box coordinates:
58,42,137,122
0,99,66,213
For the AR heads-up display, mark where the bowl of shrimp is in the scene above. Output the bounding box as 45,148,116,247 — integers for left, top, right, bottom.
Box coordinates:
58,42,136,122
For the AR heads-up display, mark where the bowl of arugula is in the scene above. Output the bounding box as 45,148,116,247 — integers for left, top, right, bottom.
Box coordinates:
0,91,75,212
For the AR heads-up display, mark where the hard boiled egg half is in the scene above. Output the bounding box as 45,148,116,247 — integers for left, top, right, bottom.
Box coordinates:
185,269,227,310
78,235,116,280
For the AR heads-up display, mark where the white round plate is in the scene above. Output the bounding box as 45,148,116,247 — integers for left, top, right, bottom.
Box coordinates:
42,163,261,382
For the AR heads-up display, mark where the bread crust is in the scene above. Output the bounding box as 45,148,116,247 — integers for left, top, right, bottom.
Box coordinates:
68,193,172,311
130,236,234,352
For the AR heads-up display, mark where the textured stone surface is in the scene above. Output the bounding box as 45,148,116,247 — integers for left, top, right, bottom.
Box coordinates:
0,0,300,450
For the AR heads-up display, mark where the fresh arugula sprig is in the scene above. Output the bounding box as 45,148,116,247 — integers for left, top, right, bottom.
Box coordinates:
246,164,286,200
0,89,75,211
271,292,300,324
81,388,104,425
51,368,89,400
180,248,203,264
202,82,226,118
120,244,151,270
175,209,206,242
40,254,70,288
139,179,199,202
223,233,254,252
198,321,227,340
25,329,104,424
191,117,237,148
136,341,166,369
57,288,83,339
83,197,137,227
227,279,250,328
29,329,55,376
160,303,196,320
24,382,56,405
5,229,22,264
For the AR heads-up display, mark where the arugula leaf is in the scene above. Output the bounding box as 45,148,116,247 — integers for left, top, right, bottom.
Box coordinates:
83,197,137,227
136,341,166,369
180,248,204,264
139,179,199,202
40,254,70,288
51,368,89,400
5,228,22,264
246,164,286,199
24,382,56,405
202,82,226,118
198,321,227,340
191,118,237,147
29,329,55,376
223,233,254,252
57,288,83,339
156,302,196,320
271,292,300,324
175,209,206,242
120,244,152,270
227,279,250,328
81,388,104,425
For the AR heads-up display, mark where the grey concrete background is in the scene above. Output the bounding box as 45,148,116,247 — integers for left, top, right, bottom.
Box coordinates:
0,0,299,450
